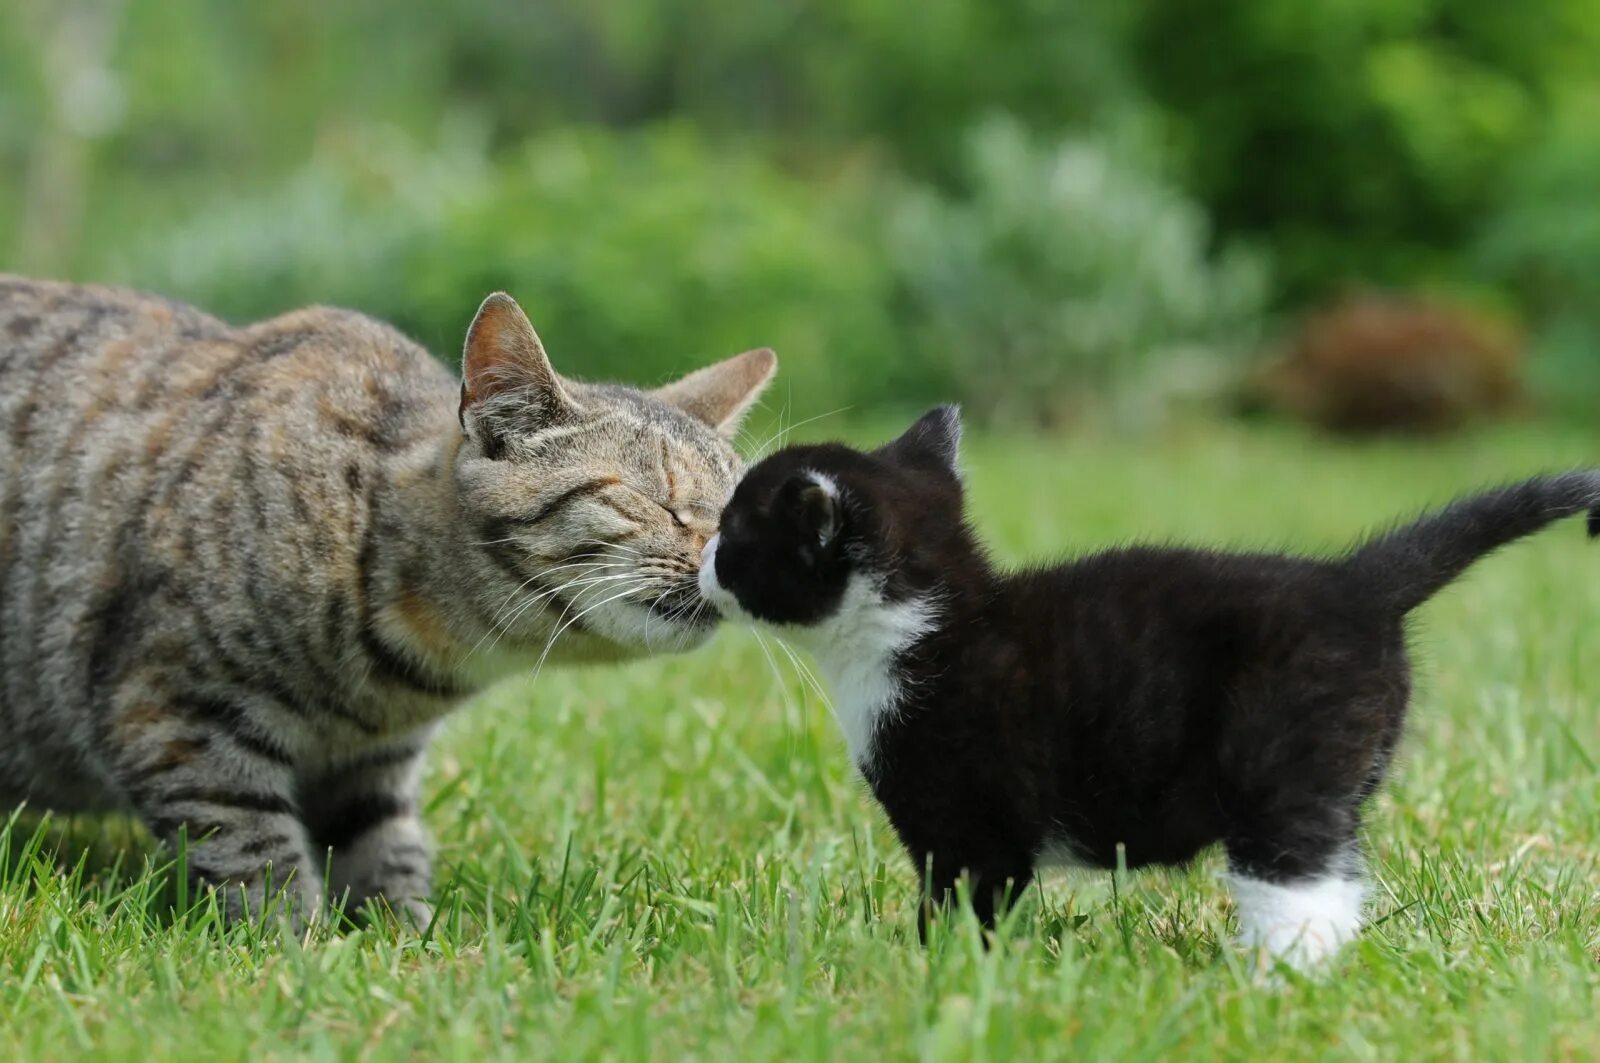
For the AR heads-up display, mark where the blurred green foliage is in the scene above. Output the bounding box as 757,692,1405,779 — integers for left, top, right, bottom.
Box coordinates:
2,0,1598,420
1475,96,1600,418
108,124,903,404
1130,0,1600,305
891,117,1267,422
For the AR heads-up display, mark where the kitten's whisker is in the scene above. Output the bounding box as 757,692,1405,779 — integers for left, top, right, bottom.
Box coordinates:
772,636,833,712
750,629,801,726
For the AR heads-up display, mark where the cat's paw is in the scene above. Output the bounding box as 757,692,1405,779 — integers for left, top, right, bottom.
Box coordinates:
202,866,325,934
357,894,436,933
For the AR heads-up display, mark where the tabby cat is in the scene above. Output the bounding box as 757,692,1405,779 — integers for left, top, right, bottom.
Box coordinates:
699,407,1597,969
0,277,774,924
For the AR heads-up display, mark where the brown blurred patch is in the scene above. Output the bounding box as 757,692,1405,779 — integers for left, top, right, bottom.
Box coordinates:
1245,292,1525,434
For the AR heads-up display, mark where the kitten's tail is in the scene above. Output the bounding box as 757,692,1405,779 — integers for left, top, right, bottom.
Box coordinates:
1346,471,1600,615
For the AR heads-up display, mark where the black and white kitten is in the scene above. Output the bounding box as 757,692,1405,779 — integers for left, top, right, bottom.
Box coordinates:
698,407,1599,969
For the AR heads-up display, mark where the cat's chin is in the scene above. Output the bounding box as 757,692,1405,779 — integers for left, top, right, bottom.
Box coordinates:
574,600,720,659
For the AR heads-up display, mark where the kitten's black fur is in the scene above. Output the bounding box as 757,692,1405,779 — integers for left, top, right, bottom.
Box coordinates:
703,407,1599,950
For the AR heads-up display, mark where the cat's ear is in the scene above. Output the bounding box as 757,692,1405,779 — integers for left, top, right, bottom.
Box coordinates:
459,293,577,448
790,475,842,553
652,348,777,437
876,405,962,477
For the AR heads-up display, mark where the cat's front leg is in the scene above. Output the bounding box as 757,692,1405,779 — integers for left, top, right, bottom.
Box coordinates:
305,739,435,927
116,700,322,925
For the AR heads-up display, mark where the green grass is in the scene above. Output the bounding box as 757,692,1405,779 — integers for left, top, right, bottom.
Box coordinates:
4,419,1599,1061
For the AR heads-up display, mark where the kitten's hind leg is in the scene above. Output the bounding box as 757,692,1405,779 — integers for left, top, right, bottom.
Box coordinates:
114,694,322,926
303,737,435,928
1225,828,1366,972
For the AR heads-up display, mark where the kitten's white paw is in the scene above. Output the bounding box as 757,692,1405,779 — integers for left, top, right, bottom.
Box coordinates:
1229,871,1364,973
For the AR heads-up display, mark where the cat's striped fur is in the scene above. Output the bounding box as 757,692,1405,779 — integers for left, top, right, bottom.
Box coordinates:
0,277,774,924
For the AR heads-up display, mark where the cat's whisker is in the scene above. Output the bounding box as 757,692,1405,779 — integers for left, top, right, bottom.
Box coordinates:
528,581,651,685
641,594,684,651
664,601,702,651
767,405,853,457
482,570,548,623
500,571,641,631
544,553,637,569
527,560,636,582
491,576,621,662
475,557,640,639
640,579,693,648
466,570,644,663
729,414,768,459
571,538,644,559
485,569,622,634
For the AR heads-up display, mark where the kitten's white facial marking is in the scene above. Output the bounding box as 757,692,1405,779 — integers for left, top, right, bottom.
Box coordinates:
698,534,933,773
802,470,840,549
698,533,738,617
1227,869,1365,971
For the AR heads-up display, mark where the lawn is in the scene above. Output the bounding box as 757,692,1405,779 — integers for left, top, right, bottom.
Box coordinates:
2,419,1597,1061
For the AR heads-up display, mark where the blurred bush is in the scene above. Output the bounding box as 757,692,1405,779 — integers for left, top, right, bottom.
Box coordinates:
1129,0,1600,305
1474,94,1600,419
108,115,1278,423
1246,293,1524,434
106,124,905,409
890,117,1268,425
6,0,1600,425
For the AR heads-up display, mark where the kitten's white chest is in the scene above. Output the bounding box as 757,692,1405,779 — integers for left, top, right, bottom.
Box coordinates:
795,578,935,773
817,650,904,770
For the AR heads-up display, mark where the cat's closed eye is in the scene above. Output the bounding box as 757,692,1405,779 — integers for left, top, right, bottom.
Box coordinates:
619,483,691,527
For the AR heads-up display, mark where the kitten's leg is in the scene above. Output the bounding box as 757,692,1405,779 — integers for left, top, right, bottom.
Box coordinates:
916,847,1035,940
1225,827,1366,971
115,699,321,925
305,740,434,927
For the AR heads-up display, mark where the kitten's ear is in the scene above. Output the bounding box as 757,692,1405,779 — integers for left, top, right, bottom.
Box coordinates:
794,477,841,552
652,348,777,437
459,293,577,445
876,405,962,477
